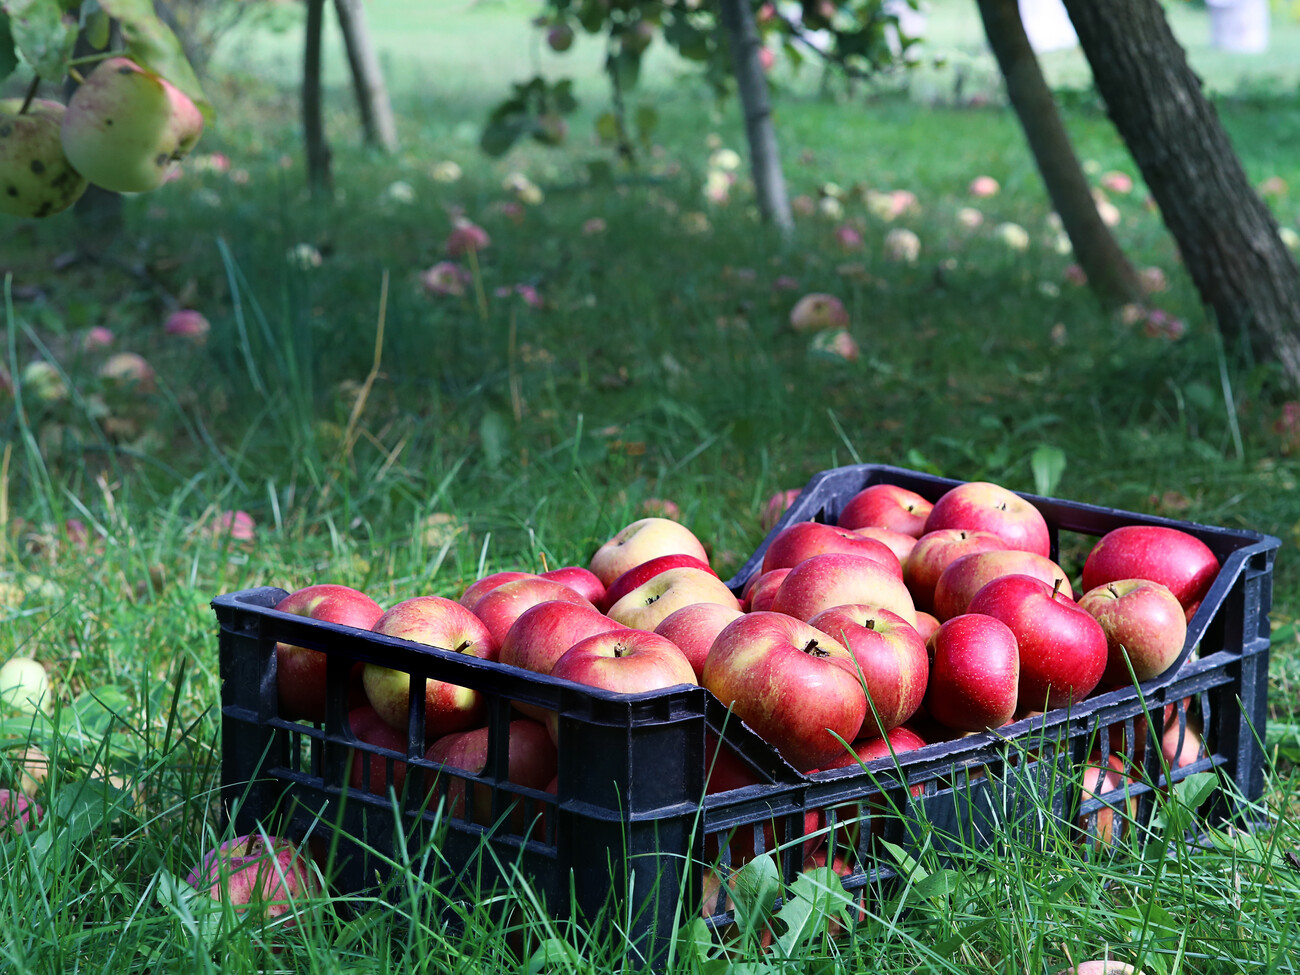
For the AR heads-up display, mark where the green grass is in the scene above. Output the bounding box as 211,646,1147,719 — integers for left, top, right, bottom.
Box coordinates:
2,0,1300,970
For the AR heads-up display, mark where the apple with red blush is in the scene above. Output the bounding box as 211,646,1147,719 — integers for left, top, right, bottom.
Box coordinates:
654,602,744,680
837,483,933,537
606,566,739,630
424,719,557,830
744,568,790,612
459,571,536,609
904,529,1009,614
1078,579,1187,684
589,517,710,587
924,614,1020,732
498,600,624,676
761,521,901,576
550,629,697,694
1081,525,1219,611
539,565,606,606
186,834,320,926
849,526,916,564
274,584,384,722
761,488,801,531
1078,753,1137,845
347,705,410,795
770,553,917,627
471,577,597,645
923,481,1051,557
933,549,1073,621
600,553,716,611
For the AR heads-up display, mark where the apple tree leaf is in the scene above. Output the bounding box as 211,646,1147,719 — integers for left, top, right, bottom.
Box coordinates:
1,0,78,81
0,13,18,83
96,0,211,119
1030,444,1066,496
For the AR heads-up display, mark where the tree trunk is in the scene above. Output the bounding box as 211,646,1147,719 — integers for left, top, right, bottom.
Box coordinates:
332,0,399,152
720,0,794,234
1060,0,1300,387
303,0,333,193
976,0,1143,309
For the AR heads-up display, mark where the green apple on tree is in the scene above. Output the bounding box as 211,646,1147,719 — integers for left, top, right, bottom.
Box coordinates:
0,99,87,218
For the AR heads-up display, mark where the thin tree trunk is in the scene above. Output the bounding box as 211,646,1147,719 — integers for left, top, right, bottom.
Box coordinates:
976,0,1142,309
332,0,399,152
1060,0,1300,387
720,0,794,234
303,0,333,193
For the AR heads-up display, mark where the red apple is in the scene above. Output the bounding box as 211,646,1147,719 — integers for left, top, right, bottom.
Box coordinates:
808,605,928,736
471,577,597,646
933,549,1073,621
0,789,41,834
904,529,1010,614
347,705,410,795
589,517,710,587
539,565,606,606
849,526,917,564
424,720,558,829
703,612,866,772
760,521,902,577
601,553,717,611
186,834,320,924
1081,525,1219,611
654,602,744,680
1078,579,1187,684
837,483,934,538
550,629,697,694
744,568,791,612
1161,720,1204,771
967,575,1107,711
913,611,941,645
761,488,802,531
606,566,740,630
364,596,498,736
770,553,917,627
498,600,624,676
1078,753,1136,846
458,570,537,609
924,614,1020,732
923,481,1051,557
274,584,384,722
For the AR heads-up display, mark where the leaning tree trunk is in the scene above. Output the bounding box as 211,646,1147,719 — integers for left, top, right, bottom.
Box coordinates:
303,0,333,193
332,0,399,152
1060,0,1300,387
720,0,794,234
976,0,1143,309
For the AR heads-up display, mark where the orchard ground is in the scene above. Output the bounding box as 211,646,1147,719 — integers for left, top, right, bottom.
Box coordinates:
2,0,1300,970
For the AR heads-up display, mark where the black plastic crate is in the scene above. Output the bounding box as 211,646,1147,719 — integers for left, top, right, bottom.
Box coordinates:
213,464,1278,962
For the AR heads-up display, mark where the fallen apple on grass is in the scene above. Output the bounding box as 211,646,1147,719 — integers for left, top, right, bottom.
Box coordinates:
186,834,320,927
0,788,42,833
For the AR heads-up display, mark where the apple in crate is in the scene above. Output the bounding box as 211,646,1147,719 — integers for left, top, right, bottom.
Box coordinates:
601,553,716,611
904,529,1009,614
1081,525,1219,611
364,596,498,737
347,705,410,795
924,614,1020,732
186,834,320,925
472,577,597,645
836,483,934,538
459,571,536,609
425,720,557,830
550,629,697,693
744,568,790,612
923,481,1051,557
539,566,606,606
1078,753,1137,846
588,517,710,588
499,601,625,676
703,612,866,772
606,567,739,631
1078,580,1187,684
771,553,917,627
967,575,1107,711
760,521,902,576
654,602,743,680
933,549,1073,621
274,584,384,722
849,526,917,564
808,605,928,736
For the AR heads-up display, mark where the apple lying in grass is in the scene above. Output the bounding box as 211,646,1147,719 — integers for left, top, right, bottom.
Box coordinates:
274,584,384,722
186,834,320,925
1077,579,1187,684
904,529,1009,614
923,481,1051,557
761,489,801,531
0,657,51,715
760,521,902,576
924,614,1020,732
703,612,866,772
1053,963,1140,975
472,577,597,645
837,484,933,538
589,517,710,588
1081,525,1219,611
0,789,42,834
606,567,739,630
1078,753,1137,846
771,553,917,627
425,720,557,830
654,602,744,680
932,549,1073,621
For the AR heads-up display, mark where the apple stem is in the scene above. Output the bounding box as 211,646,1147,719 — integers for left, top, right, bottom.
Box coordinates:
1107,584,1119,597
455,641,472,654
18,76,39,115
1052,577,1064,598
801,639,830,658
613,642,629,658
864,618,876,631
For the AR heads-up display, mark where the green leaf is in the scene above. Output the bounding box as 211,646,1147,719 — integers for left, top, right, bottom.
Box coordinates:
480,113,529,157
774,867,854,952
633,103,657,146
83,7,109,50
1172,770,1218,809
96,0,211,119
593,111,619,145
0,12,18,83
1030,444,1066,496
913,867,961,901
2,0,78,81
525,937,583,975
551,78,577,115
479,411,510,470
729,853,780,942
610,47,641,90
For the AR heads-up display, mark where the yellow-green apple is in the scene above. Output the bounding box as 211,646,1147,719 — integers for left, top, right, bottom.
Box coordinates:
606,567,739,630
0,99,87,218
933,550,1073,621
850,526,917,565
760,521,902,577
0,789,41,834
1078,580,1187,684
550,629,697,694
471,577,597,645
347,705,410,795
186,834,320,926
600,553,717,611
274,584,384,722
924,614,1020,732
761,488,801,531
588,517,709,587
0,657,51,714
837,484,934,538
809,605,928,736
458,570,536,609
654,602,744,680
364,596,498,736
539,565,606,606
904,529,1009,614
61,58,204,193
425,719,557,829
1081,525,1219,611
743,568,790,612
967,575,1107,711
770,553,917,627
703,612,866,772
922,481,1051,557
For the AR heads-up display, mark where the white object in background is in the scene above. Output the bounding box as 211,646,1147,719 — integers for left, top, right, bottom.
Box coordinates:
1018,0,1078,54
1207,0,1270,54
884,0,927,58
